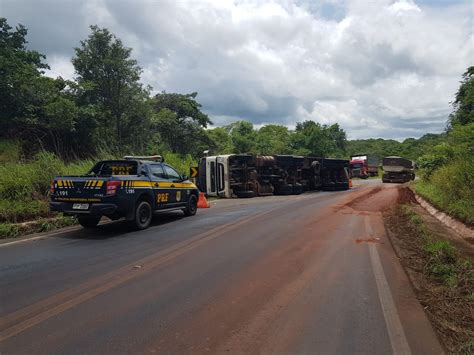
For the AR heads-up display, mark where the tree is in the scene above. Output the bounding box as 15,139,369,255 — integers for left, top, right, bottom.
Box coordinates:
227,121,256,154
206,127,234,155
449,66,474,128
152,92,212,156
291,121,347,157
255,124,292,154
72,26,148,150
0,18,49,131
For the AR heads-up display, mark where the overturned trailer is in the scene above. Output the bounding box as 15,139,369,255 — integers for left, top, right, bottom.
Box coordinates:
320,158,350,191
196,154,349,198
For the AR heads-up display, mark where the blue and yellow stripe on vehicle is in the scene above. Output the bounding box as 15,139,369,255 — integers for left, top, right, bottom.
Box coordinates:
56,179,74,188
83,180,104,189
118,181,196,189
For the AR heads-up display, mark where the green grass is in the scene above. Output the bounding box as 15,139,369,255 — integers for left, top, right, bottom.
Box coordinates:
0,216,76,239
397,204,473,353
162,152,196,176
400,204,473,288
0,151,97,224
415,157,474,226
0,139,21,162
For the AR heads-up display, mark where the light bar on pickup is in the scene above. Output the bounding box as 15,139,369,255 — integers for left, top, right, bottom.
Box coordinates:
123,155,163,162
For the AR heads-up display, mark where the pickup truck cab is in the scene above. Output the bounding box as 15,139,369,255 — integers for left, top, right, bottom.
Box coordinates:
50,156,199,230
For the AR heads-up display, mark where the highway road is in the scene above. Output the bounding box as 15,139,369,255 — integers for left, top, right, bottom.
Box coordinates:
0,180,443,354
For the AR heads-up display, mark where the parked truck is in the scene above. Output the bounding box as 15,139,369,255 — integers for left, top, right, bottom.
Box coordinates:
350,154,379,178
382,156,415,183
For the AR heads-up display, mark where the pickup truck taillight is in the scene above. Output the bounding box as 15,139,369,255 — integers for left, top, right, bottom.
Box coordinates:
106,180,121,196
50,180,55,194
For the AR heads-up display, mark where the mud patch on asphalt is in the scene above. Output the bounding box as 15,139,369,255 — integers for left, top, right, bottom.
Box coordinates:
383,196,474,354
346,185,400,213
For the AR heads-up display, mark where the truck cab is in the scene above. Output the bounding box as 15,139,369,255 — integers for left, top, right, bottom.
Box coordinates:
382,156,415,183
197,155,257,198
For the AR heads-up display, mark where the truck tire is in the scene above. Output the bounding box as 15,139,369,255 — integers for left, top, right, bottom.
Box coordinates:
183,194,198,216
292,184,304,195
322,182,336,191
275,184,293,195
77,216,101,228
235,190,255,198
132,200,152,230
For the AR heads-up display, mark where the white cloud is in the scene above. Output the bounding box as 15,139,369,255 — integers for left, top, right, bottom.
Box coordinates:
2,0,472,139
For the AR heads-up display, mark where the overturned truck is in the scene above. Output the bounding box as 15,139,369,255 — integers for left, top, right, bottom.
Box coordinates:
196,154,349,198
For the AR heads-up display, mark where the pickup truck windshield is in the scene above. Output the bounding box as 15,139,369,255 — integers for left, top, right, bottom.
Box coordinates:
89,161,138,176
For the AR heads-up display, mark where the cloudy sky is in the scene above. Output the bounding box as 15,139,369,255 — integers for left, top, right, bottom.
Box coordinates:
1,0,472,139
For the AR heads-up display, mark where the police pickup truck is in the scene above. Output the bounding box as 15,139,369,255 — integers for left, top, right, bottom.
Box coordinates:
50,156,199,230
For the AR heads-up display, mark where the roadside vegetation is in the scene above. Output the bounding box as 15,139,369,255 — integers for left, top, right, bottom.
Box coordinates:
386,202,473,353
414,68,474,226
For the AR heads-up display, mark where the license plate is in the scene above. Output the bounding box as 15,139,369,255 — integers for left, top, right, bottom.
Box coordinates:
72,203,89,210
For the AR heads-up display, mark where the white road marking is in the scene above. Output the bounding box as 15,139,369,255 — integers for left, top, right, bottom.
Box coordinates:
364,216,412,355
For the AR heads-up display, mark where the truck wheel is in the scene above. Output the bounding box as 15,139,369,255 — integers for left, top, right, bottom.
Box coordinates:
77,216,101,228
132,200,152,230
292,184,304,195
183,194,198,216
275,184,293,195
235,190,255,198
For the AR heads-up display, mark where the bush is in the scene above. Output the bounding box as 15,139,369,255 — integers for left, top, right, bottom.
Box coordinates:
0,152,97,223
162,152,196,176
0,139,21,162
416,157,474,226
0,224,20,239
0,200,50,223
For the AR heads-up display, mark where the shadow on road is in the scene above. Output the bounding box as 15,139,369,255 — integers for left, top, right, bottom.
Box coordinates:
60,211,186,240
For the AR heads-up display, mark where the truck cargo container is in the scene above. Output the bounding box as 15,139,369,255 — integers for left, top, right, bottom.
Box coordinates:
301,157,323,191
321,159,350,191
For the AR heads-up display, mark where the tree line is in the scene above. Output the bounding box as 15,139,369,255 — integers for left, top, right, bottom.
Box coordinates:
1,18,472,164
0,19,348,160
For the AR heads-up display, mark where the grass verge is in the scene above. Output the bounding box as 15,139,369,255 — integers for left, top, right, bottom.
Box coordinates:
385,203,473,353
414,157,474,226
0,216,77,239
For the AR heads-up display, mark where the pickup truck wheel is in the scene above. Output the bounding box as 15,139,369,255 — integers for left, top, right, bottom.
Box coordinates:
133,200,152,230
183,194,198,216
77,216,101,228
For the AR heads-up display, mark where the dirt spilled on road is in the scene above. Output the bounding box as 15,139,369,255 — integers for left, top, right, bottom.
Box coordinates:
348,185,399,213
384,187,474,354
143,215,344,354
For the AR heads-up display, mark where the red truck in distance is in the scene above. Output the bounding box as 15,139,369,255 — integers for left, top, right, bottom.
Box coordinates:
349,155,379,179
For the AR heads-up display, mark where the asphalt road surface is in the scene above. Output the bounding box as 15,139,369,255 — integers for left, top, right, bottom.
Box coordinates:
0,180,443,354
